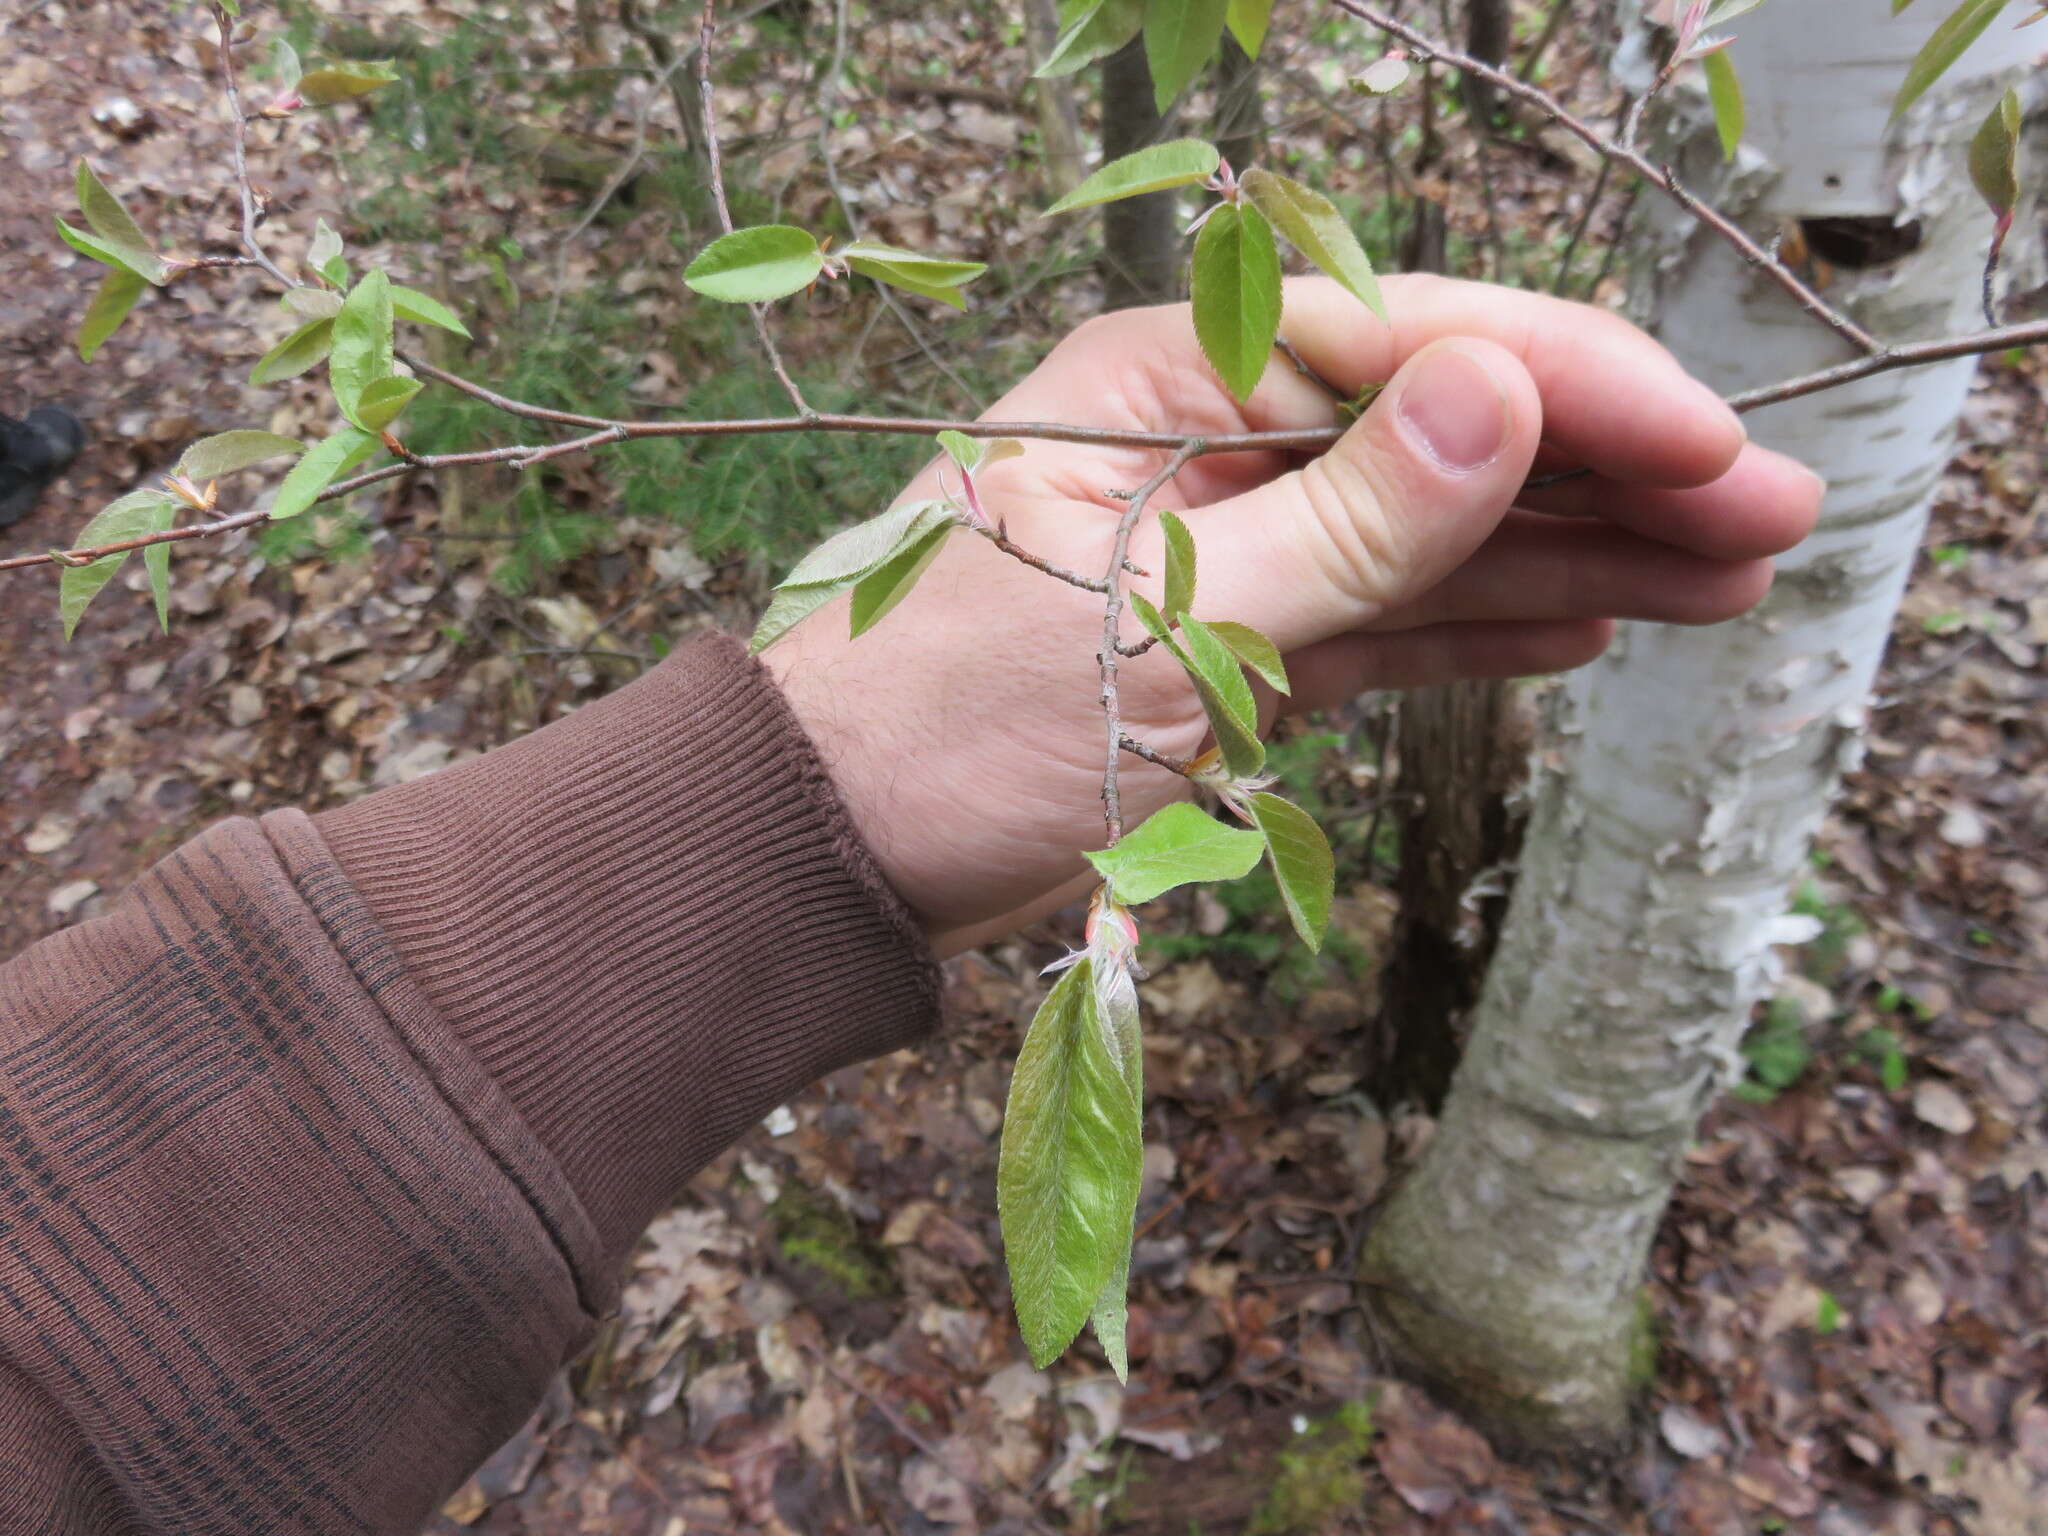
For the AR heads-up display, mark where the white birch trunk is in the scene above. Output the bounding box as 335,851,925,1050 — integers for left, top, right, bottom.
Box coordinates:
1360,1,2043,1445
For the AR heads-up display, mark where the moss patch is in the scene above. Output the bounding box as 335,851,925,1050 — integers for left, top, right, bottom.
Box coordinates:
1246,1400,1376,1536
768,1185,895,1300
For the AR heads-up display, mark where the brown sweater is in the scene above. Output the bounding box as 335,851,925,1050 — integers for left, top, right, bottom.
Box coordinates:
0,634,940,1533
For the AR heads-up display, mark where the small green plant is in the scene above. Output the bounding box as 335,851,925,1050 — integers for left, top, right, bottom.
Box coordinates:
768,1184,895,1300
1246,1400,1375,1536
1735,994,1813,1102
1848,1026,1909,1091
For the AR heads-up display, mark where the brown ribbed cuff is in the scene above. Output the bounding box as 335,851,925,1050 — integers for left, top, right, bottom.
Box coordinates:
313,632,941,1266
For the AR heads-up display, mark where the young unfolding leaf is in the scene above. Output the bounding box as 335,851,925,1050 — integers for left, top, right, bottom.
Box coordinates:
268,36,304,89
1893,0,2010,118
1087,940,1142,1382
1044,139,1221,214
354,375,423,432
284,287,344,320
178,430,302,481
59,491,177,639
1145,0,1230,112
55,220,169,287
1248,792,1335,950
1701,48,1745,160
750,500,956,652
684,226,825,303
849,520,952,637
1036,0,1145,78
938,430,984,472
391,285,472,338
1191,202,1283,401
1178,615,1266,776
251,318,337,386
1239,169,1386,321
1225,0,1274,56
1127,589,1175,644
77,269,146,361
1703,0,1766,25
297,60,400,105
271,425,381,521
1204,619,1288,693
1352,55,1414,94
306,218,349,287
1158,509,1198,619
330,270,396,430
997,958,1144,1369
839,241,988,309
1969,86,2022,224
75,161,158,270
1086,802,1266,904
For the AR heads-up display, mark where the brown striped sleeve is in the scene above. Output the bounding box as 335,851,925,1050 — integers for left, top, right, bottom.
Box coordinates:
0,632,940,1533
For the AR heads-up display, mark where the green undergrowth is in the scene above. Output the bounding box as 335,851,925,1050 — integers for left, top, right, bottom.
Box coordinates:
1246,1400,1376,1536
1144,730,1385,998
768,1184,895,1300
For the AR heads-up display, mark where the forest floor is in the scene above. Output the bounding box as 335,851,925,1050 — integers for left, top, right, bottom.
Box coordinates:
2,3,2045,1534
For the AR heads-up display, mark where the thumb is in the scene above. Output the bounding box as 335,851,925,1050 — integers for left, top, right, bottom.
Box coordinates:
1175,337,1541,654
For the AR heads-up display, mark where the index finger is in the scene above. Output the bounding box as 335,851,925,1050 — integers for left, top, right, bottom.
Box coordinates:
1270,274,1746,490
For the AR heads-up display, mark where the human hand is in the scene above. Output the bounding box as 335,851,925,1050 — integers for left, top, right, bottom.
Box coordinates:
765,275,1824,954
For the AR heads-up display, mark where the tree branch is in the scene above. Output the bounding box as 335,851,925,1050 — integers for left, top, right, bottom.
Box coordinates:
1334,0,1883,356
210,3,294,290
1099,441,1203,843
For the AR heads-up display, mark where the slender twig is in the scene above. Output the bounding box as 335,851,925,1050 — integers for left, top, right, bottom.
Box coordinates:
210,4,293,290
1335,0,1883,356
1551,134,1616,296
1119,735,1197,776
698,5,812,416
1516,0,1573,83
1099,441,1203,843
18,318,2048,575
971,524,1109,592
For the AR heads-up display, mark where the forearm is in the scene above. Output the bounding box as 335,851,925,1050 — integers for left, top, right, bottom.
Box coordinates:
0,632,938,1534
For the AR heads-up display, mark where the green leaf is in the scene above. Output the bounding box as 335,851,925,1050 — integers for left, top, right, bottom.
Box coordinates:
55,219,168,286
937,429,983,472
1239,169,1386,321
998,958,1144,1369
1179,615,1265,776
1085,801,1266,904
297,60,400,105
684,226,825,303
145,536,170,635
1088,1239,1134,1383
1225,0,1274,56
250,317,336,385
1248,793,1334,950
59,491,177,640
750,582,845,655
1145,0,1229,112
1204,619,1288,693
841,242,988,309
1191,202,1283,402
1701,48,1745,160
307,218,348,286
1127,589,1175,643
1158,508,1197,619
1969,86,2023,216
77,268,146,361
1893,0,2011,119
354,375,422,432
271,425,381,521
178,430,303,480
330,269,395,429
269,36,304,89
75,160,155,265
391,285,472,338
849,520,952,638
1704,0,1766,25
1044,139,1221,215
283,287,344,319
784,499,952,588
1035,0,1145,78
751,501,956,652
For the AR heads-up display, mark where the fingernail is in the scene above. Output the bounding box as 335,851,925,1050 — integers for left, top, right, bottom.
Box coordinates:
1398,346,1510,473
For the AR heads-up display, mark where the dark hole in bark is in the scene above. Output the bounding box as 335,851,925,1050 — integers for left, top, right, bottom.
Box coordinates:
1800,214,1924,268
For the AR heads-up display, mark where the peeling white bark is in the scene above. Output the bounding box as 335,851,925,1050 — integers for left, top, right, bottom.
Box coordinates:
1362,3,2043,1444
